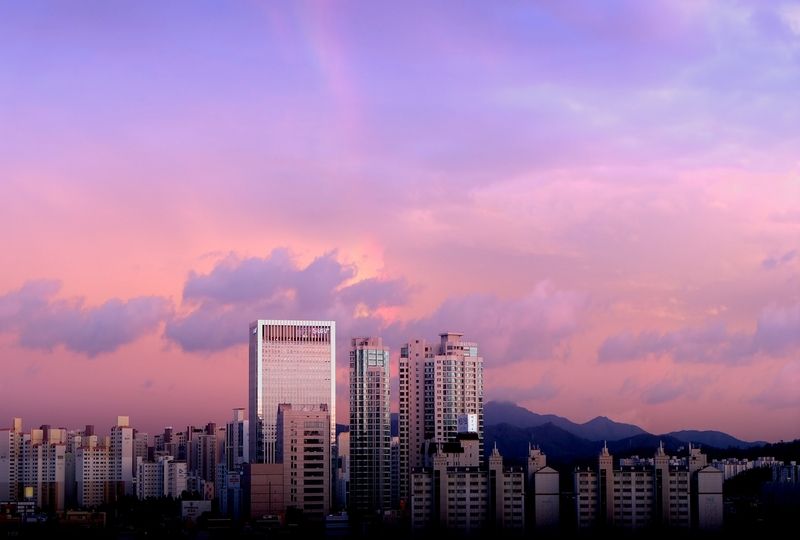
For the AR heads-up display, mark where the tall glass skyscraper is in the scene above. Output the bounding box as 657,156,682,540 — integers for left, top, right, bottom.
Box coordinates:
349,337,391,513
248,320,336,464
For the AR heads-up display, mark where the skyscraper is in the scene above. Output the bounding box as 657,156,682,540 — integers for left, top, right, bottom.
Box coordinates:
349,337,391,514
399,332,483,503
248,320,336,464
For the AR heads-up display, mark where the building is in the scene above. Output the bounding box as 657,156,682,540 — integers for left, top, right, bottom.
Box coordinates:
249,320,336,464
489,444,526,530
349,337,391,514
225,408,249,471
244,463,285,520
277,403,331,520
110,416,135,499
134,454,187,499
695,466,723,530
0,418,24,502
76,436,109,508
410,434,524,531
133,432,149,470
399,332,483,503
526,445,559,528
187,423,219,497
390,436,400,510
575,443,721,531
136,459,161,500
335,431,350,510
22,426,66,512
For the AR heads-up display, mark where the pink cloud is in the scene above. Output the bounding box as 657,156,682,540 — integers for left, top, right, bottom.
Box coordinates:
0,280,171,357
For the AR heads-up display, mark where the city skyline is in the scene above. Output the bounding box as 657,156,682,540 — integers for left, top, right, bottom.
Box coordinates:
1,1,799,442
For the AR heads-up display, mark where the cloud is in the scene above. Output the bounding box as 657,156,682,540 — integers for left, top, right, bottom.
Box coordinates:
752,360,800,410
762,249,797,270
641,375,708,405
488,373,560,402
598,303,800,364
0,280,171,356
338,277,412,310
389,281,585,365
753,303,800,355
167,251,584,366
166,249,409,353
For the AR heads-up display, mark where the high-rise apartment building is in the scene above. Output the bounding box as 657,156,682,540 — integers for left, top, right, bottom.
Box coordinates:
349,337,391,514
110,416,134,498
249,320,335,464
0,418,24,502
399,332,483,502
76,436,109,508
410,434,524,531
22,426,66,512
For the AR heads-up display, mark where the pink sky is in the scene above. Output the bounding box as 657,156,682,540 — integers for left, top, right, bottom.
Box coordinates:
1,1,799,441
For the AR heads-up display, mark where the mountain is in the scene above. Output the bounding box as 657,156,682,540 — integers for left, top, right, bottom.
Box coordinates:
607,433,687,455
665,430,766,449
485,422,600,465
575,416,648,441
484,401,572,430
485,401,647,441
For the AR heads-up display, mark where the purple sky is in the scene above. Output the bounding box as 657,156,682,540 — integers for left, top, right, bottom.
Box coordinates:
1,0,799,441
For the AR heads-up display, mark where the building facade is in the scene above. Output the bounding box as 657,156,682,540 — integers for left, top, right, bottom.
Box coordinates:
335,431,350,510
399,332,483,503
0,418,24,502
249,320,336,464
76,436,109,508
575,444,721,531
349,337,391,514
277,403,331,520
22,426,66,512
226,408,249,471
410,434,524,531
526,445,559,528
110,416,134,498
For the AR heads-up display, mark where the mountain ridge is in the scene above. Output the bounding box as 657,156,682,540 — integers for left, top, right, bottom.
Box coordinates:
484,400,764,448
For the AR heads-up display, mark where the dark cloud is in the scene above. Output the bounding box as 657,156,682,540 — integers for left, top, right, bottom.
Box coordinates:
762,249,797,270
642,382,684,405
598,303,800,364
0,280,171,357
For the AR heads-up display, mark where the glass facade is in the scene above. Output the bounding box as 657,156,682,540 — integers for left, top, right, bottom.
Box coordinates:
349,337,391,513
248,320,335,464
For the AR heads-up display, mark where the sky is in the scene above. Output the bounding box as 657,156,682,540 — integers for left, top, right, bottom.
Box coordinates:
1,0,799,442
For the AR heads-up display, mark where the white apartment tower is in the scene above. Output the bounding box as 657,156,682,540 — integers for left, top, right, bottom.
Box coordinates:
249,320,335,464
76,436,110,508
399,332,483,502
22,426,67,512
110,416,135,498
